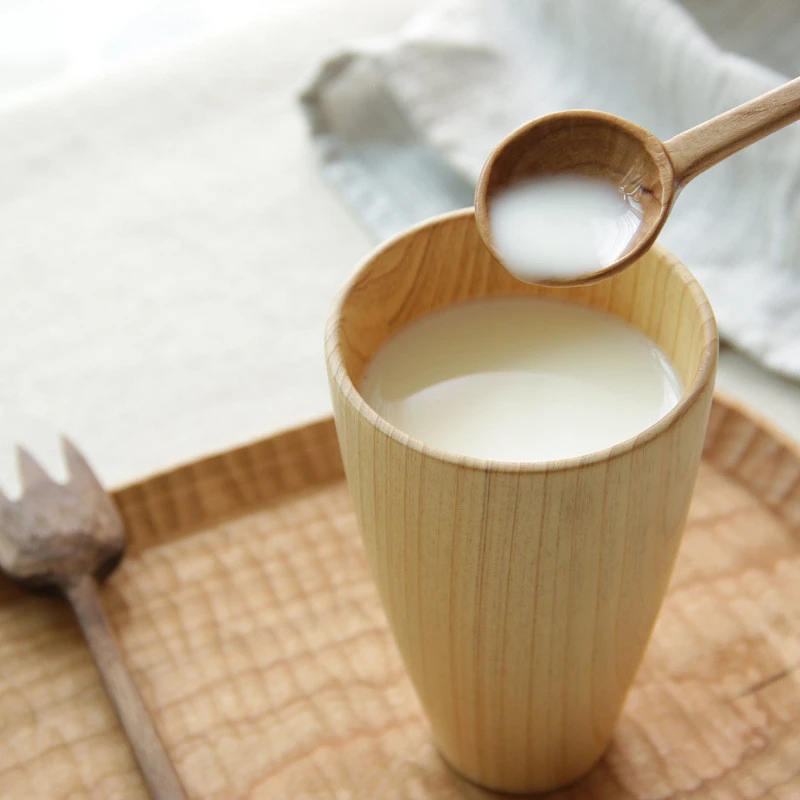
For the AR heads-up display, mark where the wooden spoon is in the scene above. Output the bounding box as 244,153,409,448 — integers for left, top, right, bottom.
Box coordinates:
0,440,187,800
475,76,800,286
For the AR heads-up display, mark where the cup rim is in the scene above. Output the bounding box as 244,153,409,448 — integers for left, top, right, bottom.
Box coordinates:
325,208,718,474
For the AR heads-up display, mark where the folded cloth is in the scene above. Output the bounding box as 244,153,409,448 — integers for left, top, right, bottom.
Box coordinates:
301,0,800,379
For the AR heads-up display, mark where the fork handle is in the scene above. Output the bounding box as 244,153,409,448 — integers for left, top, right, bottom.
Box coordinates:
65,574,188,800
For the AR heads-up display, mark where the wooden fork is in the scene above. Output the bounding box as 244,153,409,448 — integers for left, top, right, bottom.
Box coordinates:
0,439,187,800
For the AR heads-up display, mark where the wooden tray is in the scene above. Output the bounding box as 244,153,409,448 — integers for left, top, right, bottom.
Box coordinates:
1,393,798,799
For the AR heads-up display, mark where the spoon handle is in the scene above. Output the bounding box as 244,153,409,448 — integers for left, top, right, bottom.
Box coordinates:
664,75,800,185
65,574,188,800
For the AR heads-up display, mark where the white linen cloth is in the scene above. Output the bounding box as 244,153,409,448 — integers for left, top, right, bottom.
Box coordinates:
301,0,800,378
0,0,428,486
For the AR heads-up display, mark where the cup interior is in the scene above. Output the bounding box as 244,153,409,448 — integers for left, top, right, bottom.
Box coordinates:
326,208,716,452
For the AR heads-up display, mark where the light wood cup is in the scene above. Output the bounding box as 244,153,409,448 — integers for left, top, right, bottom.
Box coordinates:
325,208,718,793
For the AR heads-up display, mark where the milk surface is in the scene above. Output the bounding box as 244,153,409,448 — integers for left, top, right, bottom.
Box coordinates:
360,297,682,462
490,175,643,283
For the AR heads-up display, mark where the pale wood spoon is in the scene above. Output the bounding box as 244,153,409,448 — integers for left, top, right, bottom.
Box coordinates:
0,440,187,800
475,75,800,286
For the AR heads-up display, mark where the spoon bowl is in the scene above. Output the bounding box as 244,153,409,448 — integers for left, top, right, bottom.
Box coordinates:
475,77,800,286
475,110,676,286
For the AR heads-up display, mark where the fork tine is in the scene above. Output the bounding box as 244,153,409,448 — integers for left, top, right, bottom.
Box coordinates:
62,437,102,490
61,437,123,534
0,484,11,509
16,446,55,491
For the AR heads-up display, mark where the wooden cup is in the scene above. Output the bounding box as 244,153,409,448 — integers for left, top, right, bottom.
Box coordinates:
325,209,718,794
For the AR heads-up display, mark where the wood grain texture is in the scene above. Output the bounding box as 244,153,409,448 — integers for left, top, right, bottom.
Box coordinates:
0,396,798,798
326,210,717,792
326,209,718,792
